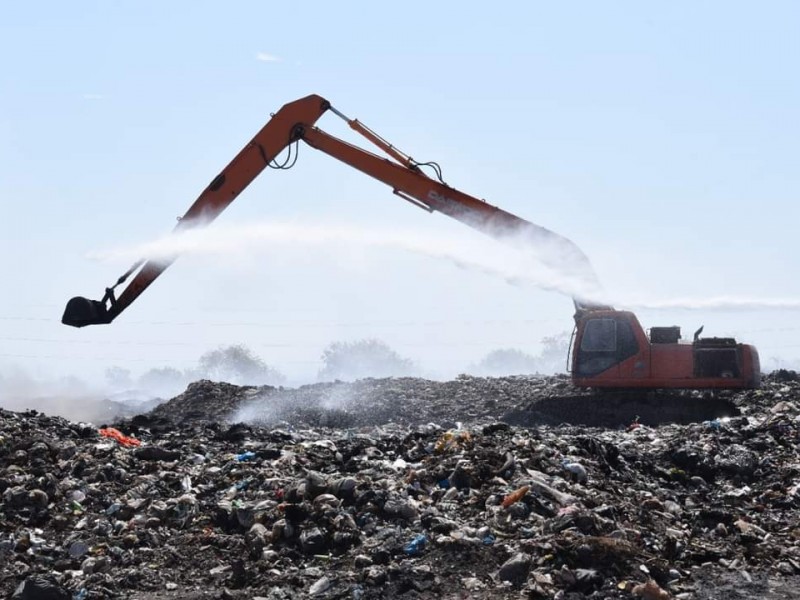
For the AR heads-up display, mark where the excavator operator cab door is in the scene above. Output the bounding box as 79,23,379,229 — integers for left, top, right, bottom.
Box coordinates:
574,315,640,379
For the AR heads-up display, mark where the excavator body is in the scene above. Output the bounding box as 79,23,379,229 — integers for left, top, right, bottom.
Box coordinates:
571,307,760,389
62,93,761,397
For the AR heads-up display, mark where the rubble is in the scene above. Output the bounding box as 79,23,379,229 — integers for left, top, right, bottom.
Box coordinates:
2,372,800,599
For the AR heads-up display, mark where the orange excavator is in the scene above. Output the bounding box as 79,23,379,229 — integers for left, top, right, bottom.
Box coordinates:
62,94,760,391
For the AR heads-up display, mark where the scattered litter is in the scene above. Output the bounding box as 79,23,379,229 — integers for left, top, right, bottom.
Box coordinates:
97,427,141,447
1,371,798,598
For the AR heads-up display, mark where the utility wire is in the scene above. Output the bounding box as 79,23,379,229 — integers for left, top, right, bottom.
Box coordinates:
0,337,567,348
0,315,566,327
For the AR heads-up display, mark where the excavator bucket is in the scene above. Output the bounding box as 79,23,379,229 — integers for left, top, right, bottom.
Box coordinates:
62,297,113,327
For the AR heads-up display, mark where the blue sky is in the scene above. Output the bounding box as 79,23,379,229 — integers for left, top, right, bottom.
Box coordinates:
2,1,799,387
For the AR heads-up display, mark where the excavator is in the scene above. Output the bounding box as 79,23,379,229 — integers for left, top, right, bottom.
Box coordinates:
62,94,760,394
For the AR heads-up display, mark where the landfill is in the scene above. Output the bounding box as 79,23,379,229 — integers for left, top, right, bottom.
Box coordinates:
2,371,800,599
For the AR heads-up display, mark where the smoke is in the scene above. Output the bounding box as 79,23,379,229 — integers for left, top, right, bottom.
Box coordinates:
0,364,175,425
88,220,603,300
0,366,113,423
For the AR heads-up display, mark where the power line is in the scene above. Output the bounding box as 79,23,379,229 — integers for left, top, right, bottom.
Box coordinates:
0,337,561,349
0,352,472,366
0,317,54,322
0,336,292,347
0,315,566,327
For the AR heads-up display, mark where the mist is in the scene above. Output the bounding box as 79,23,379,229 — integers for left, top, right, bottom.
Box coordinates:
621,297,800,312
7,218,800,424
0,365,133,424
0,330,580,426
89,220,800,316
3,332,800,427
88,219,604,301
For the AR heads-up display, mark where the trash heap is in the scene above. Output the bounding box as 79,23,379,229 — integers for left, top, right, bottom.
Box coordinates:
2,371,800,599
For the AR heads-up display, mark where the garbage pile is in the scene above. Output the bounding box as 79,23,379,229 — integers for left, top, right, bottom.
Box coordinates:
2,371,800,599
150,374,739,430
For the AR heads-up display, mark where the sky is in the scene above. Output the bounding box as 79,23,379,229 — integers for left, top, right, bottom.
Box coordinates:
1,1,799,393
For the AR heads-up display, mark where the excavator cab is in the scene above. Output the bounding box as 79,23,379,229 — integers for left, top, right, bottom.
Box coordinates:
572,311,642,378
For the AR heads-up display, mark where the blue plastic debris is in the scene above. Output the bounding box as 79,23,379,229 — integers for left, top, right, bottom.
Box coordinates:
403,533,427,556
73,589,88,600
105,502,122,516
235,451,256,462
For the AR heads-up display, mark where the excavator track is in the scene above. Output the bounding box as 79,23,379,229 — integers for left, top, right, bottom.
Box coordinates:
501,389,739,429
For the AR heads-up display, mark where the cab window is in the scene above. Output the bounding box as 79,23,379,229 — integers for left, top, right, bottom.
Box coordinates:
581,318,617,352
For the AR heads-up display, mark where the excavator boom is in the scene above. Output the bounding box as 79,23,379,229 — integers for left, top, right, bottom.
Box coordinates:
62,95,331,327
300,123,596,282
63,94,598,327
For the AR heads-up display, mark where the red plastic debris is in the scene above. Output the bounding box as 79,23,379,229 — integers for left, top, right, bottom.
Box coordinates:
627,417,642,432
98,427,141,447
502,485,530,508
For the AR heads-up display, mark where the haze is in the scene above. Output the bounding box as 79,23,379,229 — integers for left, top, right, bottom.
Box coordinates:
2,2,799,414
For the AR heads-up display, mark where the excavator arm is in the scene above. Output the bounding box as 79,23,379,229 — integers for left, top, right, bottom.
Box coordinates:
63,94,331,326
63,94,598,327
300,120,595,274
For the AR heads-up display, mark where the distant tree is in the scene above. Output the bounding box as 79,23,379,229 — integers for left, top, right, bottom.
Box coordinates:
137,367,188,397
471,332,573,377
196,344,285,386
536,332,572,374
473,348,540,376
57,375,90,393
318,339,416,382
769,354,800,371
105,366,133,389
